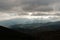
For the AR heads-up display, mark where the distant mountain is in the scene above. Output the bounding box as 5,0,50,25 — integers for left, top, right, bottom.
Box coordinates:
35,21,60,31
10,21,60,34
9,23,45,34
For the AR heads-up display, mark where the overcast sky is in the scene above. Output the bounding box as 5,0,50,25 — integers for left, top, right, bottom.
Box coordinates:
0,0,60,27
0,0,59,12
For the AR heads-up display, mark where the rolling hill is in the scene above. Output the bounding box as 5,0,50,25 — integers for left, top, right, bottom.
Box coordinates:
0,21,60,40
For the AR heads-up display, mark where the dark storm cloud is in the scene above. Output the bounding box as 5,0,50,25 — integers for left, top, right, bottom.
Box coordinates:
0,0,60,12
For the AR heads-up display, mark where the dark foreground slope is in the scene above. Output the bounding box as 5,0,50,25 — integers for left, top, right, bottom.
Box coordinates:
0,26,34,40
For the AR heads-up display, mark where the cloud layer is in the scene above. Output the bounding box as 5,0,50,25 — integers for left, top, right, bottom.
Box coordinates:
0,0,60,12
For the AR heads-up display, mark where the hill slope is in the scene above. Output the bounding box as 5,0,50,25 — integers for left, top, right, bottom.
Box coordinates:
0,26,33,39
0,21,60,40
